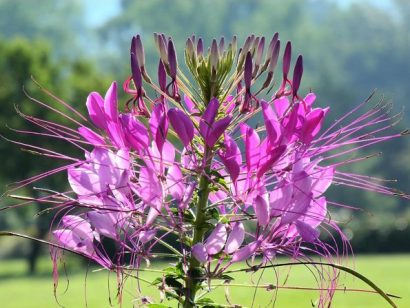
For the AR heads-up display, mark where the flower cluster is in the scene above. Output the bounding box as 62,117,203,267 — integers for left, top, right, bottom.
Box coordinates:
6,33,405,307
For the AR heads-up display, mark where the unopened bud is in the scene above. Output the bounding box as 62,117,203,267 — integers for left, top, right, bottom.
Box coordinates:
168,39,177,79
134,34,145,69
219,37,225,52
253,37,265,77
210,39,219,71
185,37,195,59
158,59,166,92
197,38,204,57
283,41,292,79
244,52,253,89
292,55,303,99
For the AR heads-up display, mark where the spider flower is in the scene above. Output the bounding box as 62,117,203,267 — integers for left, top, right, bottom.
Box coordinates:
4,33,408,308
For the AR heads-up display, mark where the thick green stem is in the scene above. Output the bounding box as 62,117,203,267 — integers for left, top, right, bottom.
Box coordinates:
183,153,211,307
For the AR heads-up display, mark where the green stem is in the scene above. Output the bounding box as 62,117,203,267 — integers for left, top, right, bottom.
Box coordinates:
183,151,212,308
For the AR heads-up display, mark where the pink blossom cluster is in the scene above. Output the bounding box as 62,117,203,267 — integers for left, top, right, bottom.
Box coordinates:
7,33,404,306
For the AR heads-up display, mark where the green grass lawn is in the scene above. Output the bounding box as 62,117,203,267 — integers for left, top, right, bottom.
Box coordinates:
0,255,409,307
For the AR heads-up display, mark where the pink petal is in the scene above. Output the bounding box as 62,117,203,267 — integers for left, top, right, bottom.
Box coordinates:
303,197,327,228
166,164,184,201
184,95,198,113
104,82,118,122
205,223,227,255
231,241,258,263
78,126,105,146
168,108,194,147
301,108,327,144
312,167,334,197
218,134,242,182
224,222,245,254
273,97,289,118
257,144,286,178
295,220,320,243
120,114,149,152
270,182,292,217
105,121,126,148
192,243,208,263
199,98,218,138
86,92,106,129
240,123,260,172
61,215,94,241
207,116,231,147
254,195,270,226
281,172,313,225
139,230,156,244
87,211,117,239
138,166,162,207
261,100,281,147
68,165,101,195
150,104,168,152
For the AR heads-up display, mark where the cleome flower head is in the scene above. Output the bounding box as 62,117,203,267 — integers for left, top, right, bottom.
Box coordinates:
4,33,408,307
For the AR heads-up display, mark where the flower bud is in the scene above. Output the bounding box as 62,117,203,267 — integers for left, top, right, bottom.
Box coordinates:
168,39,178,79
292,55,303,99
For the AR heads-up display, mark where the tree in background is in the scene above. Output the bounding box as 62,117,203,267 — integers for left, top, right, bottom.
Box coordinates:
0,37,113,273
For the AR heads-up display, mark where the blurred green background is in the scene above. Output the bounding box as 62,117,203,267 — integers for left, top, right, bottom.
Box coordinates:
0,0,409,307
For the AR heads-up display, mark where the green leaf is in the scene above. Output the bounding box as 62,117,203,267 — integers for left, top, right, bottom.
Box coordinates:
150,277,163,285
147,304,171,308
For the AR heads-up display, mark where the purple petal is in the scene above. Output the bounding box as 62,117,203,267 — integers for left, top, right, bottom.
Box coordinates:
168,108,194,147
192,243,208,263
281,172,313,224
301,108,328,144
303,197,327,228
205,223,227,255
254,195,270,226
166,164,184,201
273,97,289,119
231,241,258,263
240,123,260,172
218,134,242,182
224,222,245,254
199,98,219,138
68,165,101,196
206,116,231,147
149,104,168,152
261,101,281,147
104,82,118,122
78,126,105,146
184,95,197,113
138,166,162,207
312,167,334,197
86,92,106,129
120,114,149,152
295,220,320,243
139,230,156,244
87,211,117,239
270,182,292,217
61,215,94,241
257,145,286,178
